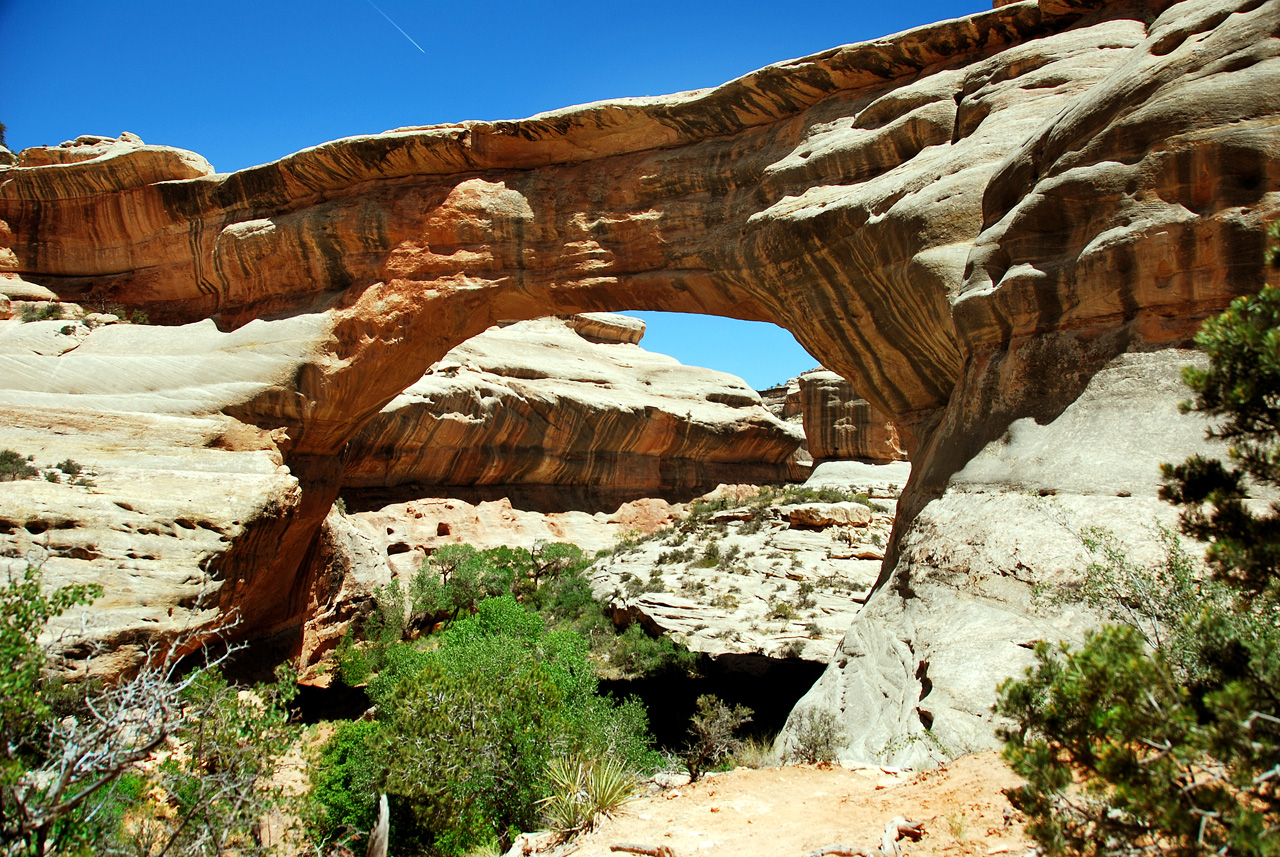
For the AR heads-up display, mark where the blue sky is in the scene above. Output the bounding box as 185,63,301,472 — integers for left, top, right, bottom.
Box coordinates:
2,0,983,388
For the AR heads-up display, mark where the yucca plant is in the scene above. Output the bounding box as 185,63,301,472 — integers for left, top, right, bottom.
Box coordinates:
539,755,639,835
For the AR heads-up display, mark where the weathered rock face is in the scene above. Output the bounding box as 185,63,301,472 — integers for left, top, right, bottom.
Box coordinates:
341,314,805,498
787,349,1227,766
0,0,1276,760
798,371,907,463
588,472,904,665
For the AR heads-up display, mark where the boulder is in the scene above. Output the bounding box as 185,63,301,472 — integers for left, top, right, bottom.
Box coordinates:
787,502,874,528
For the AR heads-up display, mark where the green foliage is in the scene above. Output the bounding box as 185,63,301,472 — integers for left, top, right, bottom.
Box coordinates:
131,664,301,855
311,720,382,843
0,564,101,769
996,624,1280,857
778,639,806,659
682,694,752,783
538,755,639,835
1,562,306,855
604,622,699,679
766,597,795,622
1066,526,1227,682
54,459,82,478
313,597,657,856
783,707,844,764
997,275,1280,857
0,564,102,853
1159,285,1280,594
0,449,37,482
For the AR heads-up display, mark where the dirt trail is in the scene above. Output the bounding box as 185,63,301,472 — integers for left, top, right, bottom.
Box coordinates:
515,752,1032,857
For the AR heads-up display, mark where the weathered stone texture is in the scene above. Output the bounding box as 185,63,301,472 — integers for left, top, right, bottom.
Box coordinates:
798,371,908,463
341,316,805,497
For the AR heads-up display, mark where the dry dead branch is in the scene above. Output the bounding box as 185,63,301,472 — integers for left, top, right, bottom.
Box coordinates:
804,816,925,857
609,844,678,857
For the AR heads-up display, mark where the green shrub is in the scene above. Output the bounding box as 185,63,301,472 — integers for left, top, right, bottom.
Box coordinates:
682,695,752,782
54,459,82,478
1,561,305,855
33,302,63,321
783,707,843,764
310,720,382,844
792,581,817,610
314,597,657,856
778,639,806,659
606,622,698,679
766,597,795,622
538,755,639,835
0,449,37,482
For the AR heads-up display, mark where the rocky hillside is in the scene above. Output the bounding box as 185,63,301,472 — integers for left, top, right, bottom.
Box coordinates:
588,464,909,665
0,0,1276,762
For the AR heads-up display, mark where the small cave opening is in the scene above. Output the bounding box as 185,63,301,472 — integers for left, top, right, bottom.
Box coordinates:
599,653,826,751
292,681,372,724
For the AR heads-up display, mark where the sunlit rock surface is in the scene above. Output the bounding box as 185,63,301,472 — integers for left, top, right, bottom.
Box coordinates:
342,315,805,497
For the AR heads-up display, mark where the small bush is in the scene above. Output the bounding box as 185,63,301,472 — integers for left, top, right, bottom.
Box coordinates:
607,623,698,678
730,735,778,769
784,707,843,764
0,449,37,481
792,581,817,610
778,639,806,659
54,458,83,478
766,598,795,622
682,695,752,782
539,755,639,835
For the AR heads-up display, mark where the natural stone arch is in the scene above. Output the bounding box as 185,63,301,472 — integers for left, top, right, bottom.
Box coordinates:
1,0,1278,756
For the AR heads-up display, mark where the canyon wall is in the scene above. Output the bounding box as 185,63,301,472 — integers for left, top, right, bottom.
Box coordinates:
342,313,805,498
798,371,908,463
1,0,1277,757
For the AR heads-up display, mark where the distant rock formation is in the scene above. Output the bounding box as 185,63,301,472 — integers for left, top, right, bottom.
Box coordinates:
342,314,806,500
797,371,907,463
0,0,1276,764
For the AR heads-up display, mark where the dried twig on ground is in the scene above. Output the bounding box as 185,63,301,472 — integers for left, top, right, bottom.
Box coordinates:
804,816,925,857
609,844,678,857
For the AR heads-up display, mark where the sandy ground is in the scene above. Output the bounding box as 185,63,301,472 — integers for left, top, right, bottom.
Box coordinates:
514,751,1033,857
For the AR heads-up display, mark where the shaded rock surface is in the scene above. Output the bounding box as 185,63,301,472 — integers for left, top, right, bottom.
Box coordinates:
0,0,1275,764
798,370,908,463
786,349,1224,766
342,315,806,498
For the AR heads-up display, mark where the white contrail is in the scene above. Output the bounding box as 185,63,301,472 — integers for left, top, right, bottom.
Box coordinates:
363,0,426,53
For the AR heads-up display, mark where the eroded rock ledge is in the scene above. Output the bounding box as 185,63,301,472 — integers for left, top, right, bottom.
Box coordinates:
342,315,805,498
